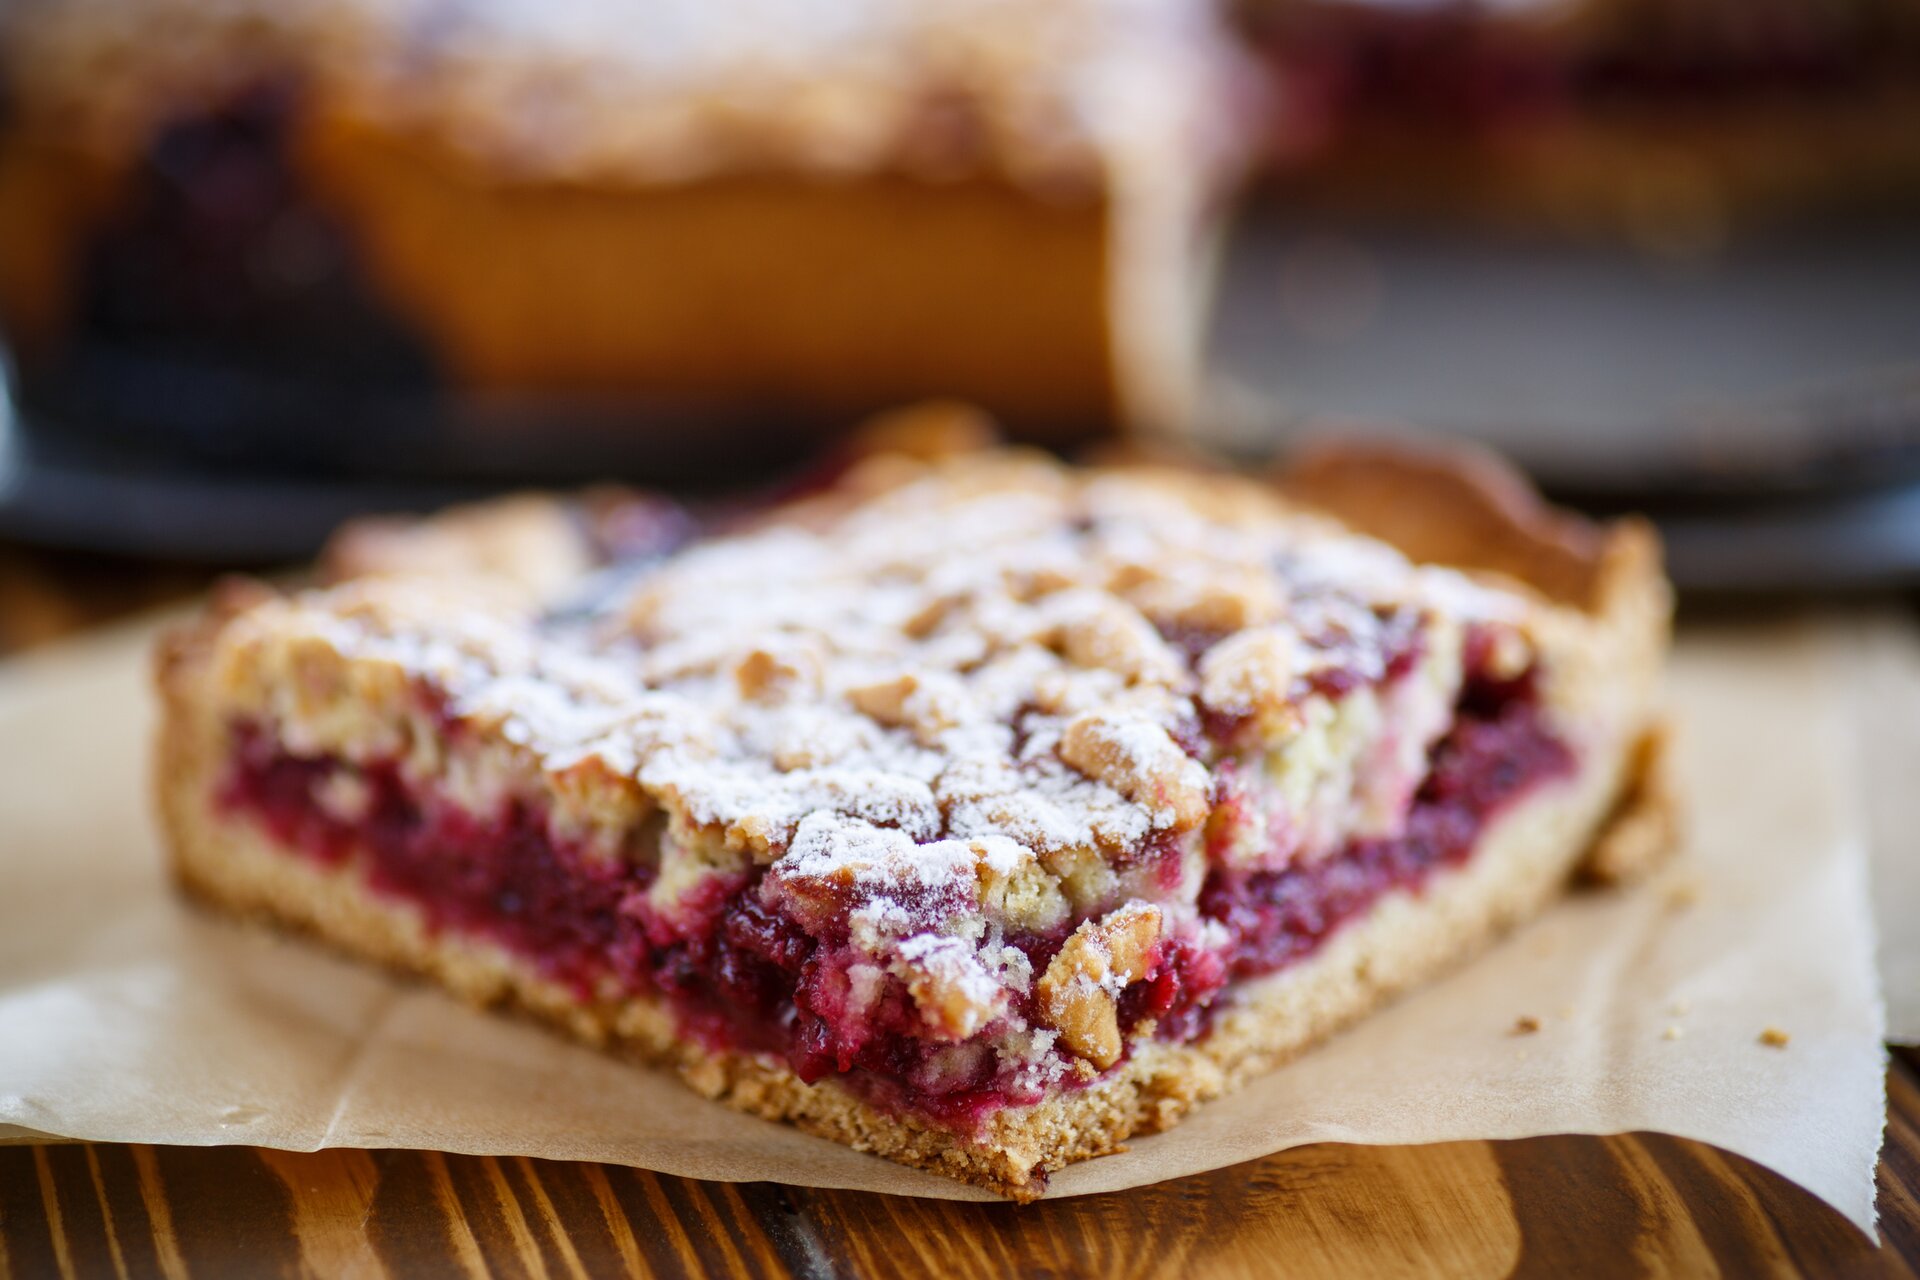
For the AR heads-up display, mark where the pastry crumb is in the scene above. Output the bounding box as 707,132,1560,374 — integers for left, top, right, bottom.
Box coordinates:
1759,1027,1791,1048
1664,879,1701,911
1662,1025,1683,1041
1513,1014,1542,1035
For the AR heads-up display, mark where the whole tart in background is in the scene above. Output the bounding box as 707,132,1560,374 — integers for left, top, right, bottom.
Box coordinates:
0,0,1258,473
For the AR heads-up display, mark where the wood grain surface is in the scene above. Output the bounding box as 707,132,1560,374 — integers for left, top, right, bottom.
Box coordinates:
4,1063,1919,1280
2,553,1917,1278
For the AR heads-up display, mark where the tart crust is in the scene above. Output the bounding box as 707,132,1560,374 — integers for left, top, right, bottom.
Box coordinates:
152,438,1673,1200
0,0,1249,436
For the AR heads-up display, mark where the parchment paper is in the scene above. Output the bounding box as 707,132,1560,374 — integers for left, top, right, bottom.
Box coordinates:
1838,610,1920,1045
0,617,1890,1234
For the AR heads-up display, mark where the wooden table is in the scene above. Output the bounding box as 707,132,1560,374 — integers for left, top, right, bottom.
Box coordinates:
2,546,1917,1278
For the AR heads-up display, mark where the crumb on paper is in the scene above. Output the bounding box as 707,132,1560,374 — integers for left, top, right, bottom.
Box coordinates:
1664,879,1701,912
1760,1027,1791,1048
1669,998,1691,1017
1662,1025,1684,1041
1512,1015,1541,1035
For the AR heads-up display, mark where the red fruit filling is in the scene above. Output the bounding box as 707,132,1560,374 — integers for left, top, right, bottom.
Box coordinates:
216,663,1569,1127
1195,699,1572,985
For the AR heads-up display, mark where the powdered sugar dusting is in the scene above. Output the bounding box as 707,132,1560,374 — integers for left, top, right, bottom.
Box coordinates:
222,453,1538,914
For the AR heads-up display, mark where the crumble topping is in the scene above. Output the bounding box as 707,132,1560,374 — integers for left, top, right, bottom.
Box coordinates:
207,451,1559,1071
218,455,1529,869
1037,903,1163,1067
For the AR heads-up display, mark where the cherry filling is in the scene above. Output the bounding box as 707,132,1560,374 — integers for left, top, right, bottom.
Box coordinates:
221,737,656,996
1196,699,1572,986
216,663,1570,1126
219,729,1030,1126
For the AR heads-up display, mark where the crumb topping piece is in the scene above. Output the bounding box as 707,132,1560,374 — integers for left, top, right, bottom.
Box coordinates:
1037,903,1163,1068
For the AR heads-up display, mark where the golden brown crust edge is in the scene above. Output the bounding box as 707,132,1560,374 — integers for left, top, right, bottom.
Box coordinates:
1277,436,1662,616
